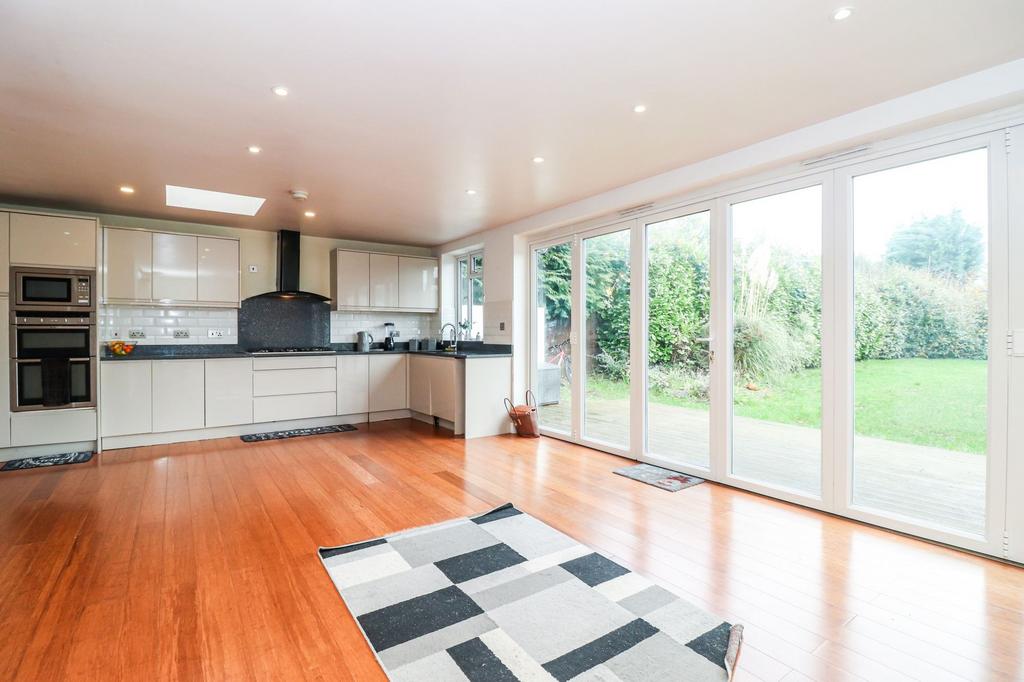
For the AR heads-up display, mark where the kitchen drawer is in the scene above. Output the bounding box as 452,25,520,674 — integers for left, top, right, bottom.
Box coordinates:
252,355,336,371
12,408,97,446
252,392,336,423
253,367,336,397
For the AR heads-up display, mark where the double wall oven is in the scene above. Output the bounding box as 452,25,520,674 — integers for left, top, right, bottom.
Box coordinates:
10,267,97,411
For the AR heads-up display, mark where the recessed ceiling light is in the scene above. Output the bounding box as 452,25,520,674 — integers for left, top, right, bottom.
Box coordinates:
465,189,477,195
533,156,545,164
832,6,853,21
272,85,289,97
165,185,266,216
304,211,316,218
119,186,135,194
248,145,262,154
633,104,647,114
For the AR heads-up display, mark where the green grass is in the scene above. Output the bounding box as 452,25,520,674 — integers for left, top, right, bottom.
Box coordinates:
588,358,987,454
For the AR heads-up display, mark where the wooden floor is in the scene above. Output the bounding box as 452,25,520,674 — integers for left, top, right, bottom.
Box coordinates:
0,420,1022,681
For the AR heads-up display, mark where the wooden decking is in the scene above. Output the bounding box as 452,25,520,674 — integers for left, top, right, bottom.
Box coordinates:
541,399,986,535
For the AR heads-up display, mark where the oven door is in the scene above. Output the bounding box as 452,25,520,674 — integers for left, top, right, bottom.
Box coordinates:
13,325,95,359
11,358,96,411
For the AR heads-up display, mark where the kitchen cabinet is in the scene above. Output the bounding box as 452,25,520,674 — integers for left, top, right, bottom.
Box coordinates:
153,232,198,302
205,358,253,427
152,360,205,432
398,257,439,310
253,393,337,423
253,367,335,396
369,254,399,308
331,249,438,312
10,212,97,269
102,228,240,306
407,354,461,422
103,228,153,301
251,355,336,423
368,353,407,412
331,250,370,308
197,236,239,303
12,409,97,447
0,296,9,447
337,355,369,414
101,361,153,437
0,212,9,295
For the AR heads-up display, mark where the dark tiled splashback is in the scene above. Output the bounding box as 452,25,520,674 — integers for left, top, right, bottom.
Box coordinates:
238,296,331,350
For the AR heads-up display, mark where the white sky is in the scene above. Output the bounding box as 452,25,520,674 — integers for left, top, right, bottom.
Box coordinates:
730,147,989,261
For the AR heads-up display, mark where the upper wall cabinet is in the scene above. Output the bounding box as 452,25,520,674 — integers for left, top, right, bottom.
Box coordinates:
103,227,240,307
369,253,399,308
331,249,438,312
10,212,97,269
197,236,240,303
398,256,439,311
0,212,9,295
153,233,198,301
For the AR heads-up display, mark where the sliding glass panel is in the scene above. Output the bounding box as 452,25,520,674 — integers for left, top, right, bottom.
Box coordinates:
534,242,573,434
646,211,711,468
731,186,823,495
851,148,988,535
583,229,631,447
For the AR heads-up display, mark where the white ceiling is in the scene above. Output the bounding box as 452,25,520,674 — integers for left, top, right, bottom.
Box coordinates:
1,1,1023,246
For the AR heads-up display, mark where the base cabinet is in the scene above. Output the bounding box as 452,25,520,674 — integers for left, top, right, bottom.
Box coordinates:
408,355,460,422
368,354,407,412
205,359,253,427
101,361,153,437
152,360,205,433
253,393,336,423
337,355,369,414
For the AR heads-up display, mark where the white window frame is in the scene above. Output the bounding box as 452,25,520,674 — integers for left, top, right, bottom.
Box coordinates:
456,250,484,339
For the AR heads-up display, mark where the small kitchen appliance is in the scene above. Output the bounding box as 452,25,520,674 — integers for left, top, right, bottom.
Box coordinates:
383,322,396,351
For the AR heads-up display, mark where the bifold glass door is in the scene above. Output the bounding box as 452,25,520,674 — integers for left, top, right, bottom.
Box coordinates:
530,131,1011,557
727,184,825,498
644,209,712,470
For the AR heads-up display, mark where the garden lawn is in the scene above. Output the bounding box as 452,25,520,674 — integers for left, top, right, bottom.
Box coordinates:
644,358,985,454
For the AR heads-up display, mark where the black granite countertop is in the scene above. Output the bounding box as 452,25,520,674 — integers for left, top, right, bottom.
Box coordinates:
100,342,512,361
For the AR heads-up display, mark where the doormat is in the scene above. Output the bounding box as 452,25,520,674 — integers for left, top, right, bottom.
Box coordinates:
1,451,94,471
318,503,742,680
614,463,705,492
240,424,357,443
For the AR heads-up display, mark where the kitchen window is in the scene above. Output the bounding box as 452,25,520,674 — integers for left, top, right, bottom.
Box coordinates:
457,251,484,339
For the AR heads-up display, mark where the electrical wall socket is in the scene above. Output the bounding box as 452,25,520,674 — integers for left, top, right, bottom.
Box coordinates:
173,329,190,339
128,329,145,339
208,329,226,338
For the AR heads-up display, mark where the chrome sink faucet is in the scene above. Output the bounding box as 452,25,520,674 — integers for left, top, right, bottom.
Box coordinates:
439,323,458,350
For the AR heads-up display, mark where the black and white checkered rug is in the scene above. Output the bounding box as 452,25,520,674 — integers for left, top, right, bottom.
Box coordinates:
319,504,742,680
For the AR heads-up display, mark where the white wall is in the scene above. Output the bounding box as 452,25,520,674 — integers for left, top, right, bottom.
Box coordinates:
434,60,1024,398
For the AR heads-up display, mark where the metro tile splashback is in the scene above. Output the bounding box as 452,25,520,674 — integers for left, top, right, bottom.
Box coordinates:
330,311,439,344
100,306,237,345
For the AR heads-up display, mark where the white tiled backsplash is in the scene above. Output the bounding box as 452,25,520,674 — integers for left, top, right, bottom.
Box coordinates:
100,305,238,345
330,311,440,344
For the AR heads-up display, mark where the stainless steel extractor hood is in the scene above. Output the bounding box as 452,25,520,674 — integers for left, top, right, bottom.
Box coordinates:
244,229,330,302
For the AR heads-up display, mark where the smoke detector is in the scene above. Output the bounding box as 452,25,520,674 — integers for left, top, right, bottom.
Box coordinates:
290,189,309,201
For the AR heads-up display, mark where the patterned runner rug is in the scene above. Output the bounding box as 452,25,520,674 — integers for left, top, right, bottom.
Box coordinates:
319,504,742,680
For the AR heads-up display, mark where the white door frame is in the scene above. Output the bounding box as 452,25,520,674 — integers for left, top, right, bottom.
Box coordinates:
526,130,1013,559
637,201,717,477
713,173,835,512
833,132,1008,556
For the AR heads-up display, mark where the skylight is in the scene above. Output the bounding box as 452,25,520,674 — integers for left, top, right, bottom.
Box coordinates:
165,185,266,216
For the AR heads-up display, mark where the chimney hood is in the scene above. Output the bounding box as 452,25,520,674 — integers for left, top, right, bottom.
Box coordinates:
245,229,330,302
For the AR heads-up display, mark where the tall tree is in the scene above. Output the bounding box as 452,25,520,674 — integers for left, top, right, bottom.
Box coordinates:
884,209,983,283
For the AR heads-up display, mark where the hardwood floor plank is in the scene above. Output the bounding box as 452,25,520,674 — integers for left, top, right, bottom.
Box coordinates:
0,420,1021,681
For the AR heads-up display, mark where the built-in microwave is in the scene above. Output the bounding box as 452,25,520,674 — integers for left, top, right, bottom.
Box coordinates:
12,267,94,311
